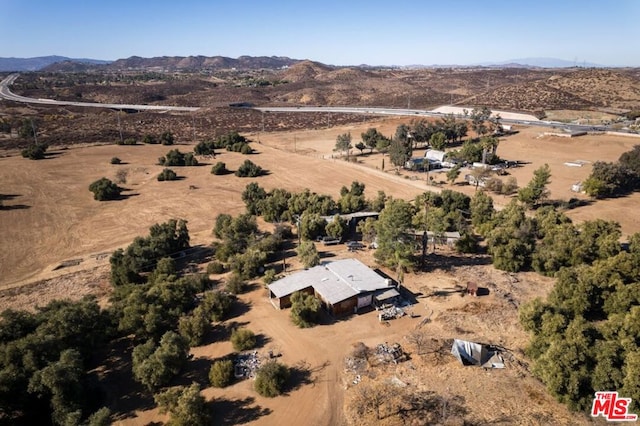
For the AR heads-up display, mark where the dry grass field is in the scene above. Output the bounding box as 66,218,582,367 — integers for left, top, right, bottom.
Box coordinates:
1,116,639,425
2,60,640,425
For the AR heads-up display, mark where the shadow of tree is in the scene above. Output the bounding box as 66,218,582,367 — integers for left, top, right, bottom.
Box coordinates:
424,253,492,271
226,299,252,321
174,357,214,387
89,337,156,422
209,396,272,425
254,333,271,349
0,193,30,210
0,204,30,210
284,359,329,393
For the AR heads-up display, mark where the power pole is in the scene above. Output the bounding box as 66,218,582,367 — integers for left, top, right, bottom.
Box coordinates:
192,113,196,142
117,110,123,144
30,119,37,144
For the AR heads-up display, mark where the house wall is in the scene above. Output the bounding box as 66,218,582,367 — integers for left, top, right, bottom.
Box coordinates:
329,296,358,317
271,286,314,310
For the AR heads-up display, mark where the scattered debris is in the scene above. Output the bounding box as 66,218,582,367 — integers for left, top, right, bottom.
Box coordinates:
234,350,261,379
378,305,405,321
375,342,407,364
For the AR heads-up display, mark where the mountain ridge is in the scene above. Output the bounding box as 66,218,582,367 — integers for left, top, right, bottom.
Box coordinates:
0,55,624,73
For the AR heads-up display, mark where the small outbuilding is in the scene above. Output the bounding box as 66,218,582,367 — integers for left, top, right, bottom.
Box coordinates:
451,339,505,369
425,149,446,162
466,282,478,297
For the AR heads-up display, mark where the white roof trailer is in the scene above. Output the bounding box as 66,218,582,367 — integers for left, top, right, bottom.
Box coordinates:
425,149,446,162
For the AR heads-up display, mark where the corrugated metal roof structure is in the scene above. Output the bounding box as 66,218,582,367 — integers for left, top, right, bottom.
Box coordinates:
451,339,505,369
268,258,392,305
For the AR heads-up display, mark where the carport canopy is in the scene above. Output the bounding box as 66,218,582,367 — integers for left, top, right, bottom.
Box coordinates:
375,288,400,303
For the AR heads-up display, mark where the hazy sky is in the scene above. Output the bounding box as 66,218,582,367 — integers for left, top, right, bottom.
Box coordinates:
1,0,638,66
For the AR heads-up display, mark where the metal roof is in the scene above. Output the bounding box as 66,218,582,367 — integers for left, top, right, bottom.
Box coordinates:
268,258,392,305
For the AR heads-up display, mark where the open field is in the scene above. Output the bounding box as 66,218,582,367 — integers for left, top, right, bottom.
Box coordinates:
2,117,640,290
1,117,639,424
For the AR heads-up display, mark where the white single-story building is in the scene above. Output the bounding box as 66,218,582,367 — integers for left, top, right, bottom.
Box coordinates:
268,258,398,316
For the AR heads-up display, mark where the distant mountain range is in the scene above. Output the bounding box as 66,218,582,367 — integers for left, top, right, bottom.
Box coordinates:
475,57,605,68
0,55,111,72
0,55,615,72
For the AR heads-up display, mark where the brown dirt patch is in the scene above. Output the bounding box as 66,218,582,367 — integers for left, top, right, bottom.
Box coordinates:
1,117,636,425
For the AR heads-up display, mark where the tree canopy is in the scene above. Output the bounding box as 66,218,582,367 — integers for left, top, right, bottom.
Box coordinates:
89,177,122,201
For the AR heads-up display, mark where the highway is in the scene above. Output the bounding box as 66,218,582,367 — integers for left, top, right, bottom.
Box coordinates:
253,106,611,132
0,73,626,133
0,73,200,112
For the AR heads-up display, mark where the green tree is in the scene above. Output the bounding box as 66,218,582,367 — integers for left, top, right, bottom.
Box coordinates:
290,291,322,328
254,361,290,397
89,177,122,201
143,134,158,144
210,162,228,175
299,213,327,241
86,407,112,426
242,182,268,215
194,139,216,155
110,157,122,165
375,136,391,154
228,248,267,279
388,137,411,169
325,215,348,241
532,317,596,411
429,132,446,151
225,273,246,294
518,164,551,207
355,141,366,155
178,306,210,346
159,131,175,145
213,213,258,255
154,383,210,426
27,349,84,426
158,168,178,181
373,199,416,270
339,181,366,213
486,200,535,272
470,107,491,137
334,132,352,157
368,190,387,212
230,328,256,351
110,219,189,285
260,188,292,222
480,136,499,164
201,291,234,322
148,257,177,285
446,164,462,185
296,240,320,268
235,159,264,177
357,217,377,245
21,143,48,160
159,149,198,167
132,331,189,391
583,161,637,199
209,359,234,388
361,128,384,153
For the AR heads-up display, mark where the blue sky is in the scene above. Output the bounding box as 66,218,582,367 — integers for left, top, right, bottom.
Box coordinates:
1,0,638,66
